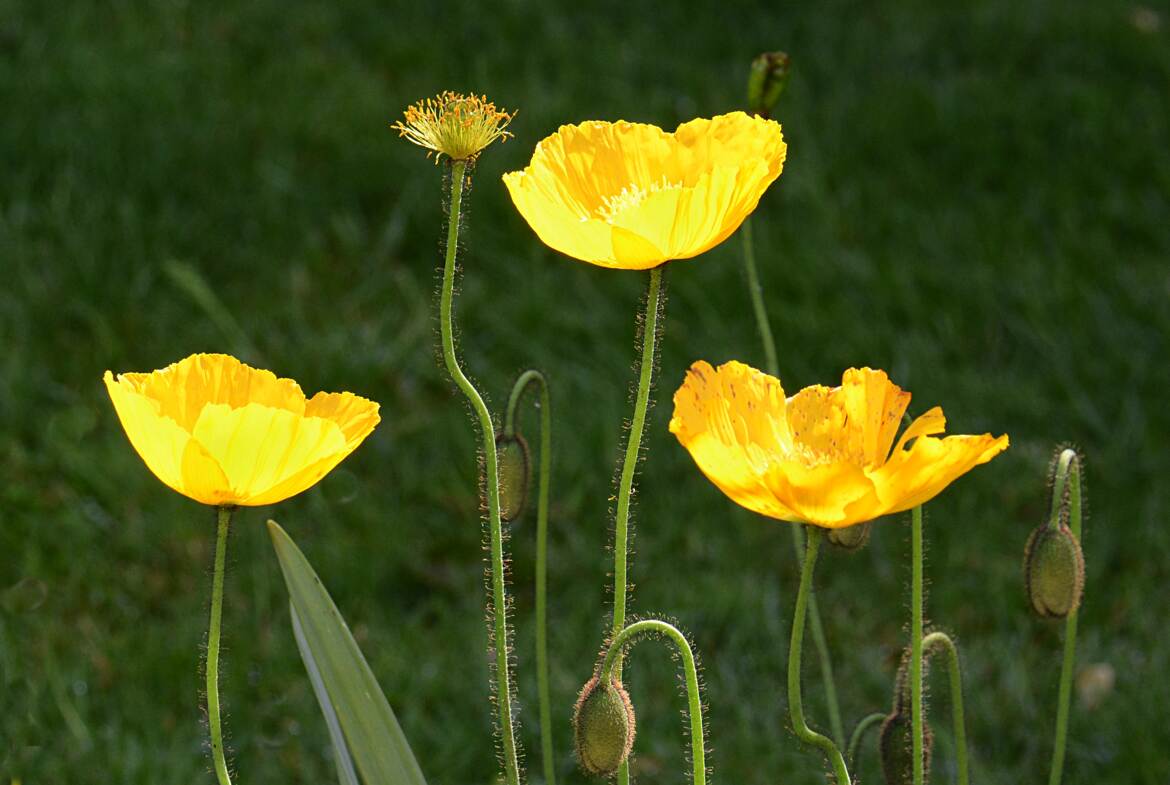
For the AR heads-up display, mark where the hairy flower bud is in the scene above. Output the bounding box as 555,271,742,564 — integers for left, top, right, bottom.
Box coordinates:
827,521,872,551
1024,523,1084,618
495,432,530,522
747,51,791,118
879,710,933,785
573,675,636,777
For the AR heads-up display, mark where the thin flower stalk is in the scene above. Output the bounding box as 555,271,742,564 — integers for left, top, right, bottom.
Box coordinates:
922,632,970,785
440,160,521,785
740,216,844,744
911,505,925,785
600,620,707,785
1048,450,1083,785
788,526,851,785
206,506,234,785
504,370,556,785
612,265,665,785
846,712,886,767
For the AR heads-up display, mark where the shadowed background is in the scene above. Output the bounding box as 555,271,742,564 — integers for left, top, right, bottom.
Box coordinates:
2,1,1168,783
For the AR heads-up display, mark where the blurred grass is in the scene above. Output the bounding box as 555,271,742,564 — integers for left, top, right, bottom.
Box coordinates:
1,0,1168,783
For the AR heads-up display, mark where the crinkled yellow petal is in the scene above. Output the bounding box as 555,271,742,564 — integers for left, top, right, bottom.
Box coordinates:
670,360,1008,530
503,111,786,269
305,391,382,448
104,371,191,495
670,360,798,520
105,354,380,507
762,459,880,528
118,353,306,431
178,437,234,506
872,431,1010,514
839,367,912,467
188,403,348,506
503,169,616,265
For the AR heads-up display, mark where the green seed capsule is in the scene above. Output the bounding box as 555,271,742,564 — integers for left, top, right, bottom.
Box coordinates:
573,675,636,777
828,521,872,551
879,710,933,785
1024,523,1085,619
495,433,530,522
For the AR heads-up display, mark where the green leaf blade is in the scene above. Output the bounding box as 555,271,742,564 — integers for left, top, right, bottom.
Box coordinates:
268,519,427,785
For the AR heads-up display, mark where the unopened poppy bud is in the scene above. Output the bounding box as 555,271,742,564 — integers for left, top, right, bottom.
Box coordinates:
573,675,636,777
1024,523,1084,618
495,432,530,522
878,710,933,785
828,521,872,551
747,51,791,118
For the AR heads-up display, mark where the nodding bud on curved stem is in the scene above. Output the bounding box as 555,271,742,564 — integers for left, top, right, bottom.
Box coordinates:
573,675,636,777
1024,448,1085,619
495,432,531,522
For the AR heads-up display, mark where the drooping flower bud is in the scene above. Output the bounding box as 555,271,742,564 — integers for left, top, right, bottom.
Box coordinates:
828,521,872,551
1024,523,1084,618
572,674,636,777
879,710,933,785
746,51,791,118
495,432,530,522
1024,447,1086,619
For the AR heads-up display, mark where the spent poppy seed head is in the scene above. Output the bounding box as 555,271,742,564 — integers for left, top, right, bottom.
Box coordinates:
393,91,515,163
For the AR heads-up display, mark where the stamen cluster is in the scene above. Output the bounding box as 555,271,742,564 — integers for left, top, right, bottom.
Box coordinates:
393,91,516,162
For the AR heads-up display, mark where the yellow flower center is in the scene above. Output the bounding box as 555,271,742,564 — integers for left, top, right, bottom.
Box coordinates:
593,177,682,224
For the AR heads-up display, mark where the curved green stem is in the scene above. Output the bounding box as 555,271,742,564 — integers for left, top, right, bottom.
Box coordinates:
846,712,886,767
910,506,925,785
922,632,969,785
789,526,851,784
742,219,844,747
439,159,520,785
504,369,556,785
800,533,846,748
601,620,707,785
206,505,234,785
1048,450,1082,785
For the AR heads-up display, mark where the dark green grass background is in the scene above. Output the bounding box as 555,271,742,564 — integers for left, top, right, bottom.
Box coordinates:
2,1,1168,783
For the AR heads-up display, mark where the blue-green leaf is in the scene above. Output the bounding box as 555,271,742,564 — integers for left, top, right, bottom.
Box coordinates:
290,603,361,785
268,519,427,785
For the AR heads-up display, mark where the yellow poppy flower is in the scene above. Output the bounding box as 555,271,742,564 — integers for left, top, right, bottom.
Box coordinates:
669,361,1008,529
502,111,786,270
104,353,380,507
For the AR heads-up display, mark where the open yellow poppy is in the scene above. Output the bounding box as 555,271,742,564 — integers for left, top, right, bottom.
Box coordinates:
105,353,380,507
669,361,1008,529
502,111,786,270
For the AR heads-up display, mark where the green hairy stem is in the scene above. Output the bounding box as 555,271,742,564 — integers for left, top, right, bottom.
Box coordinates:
601,619,707,785
612,266,666,785
741,218,844,746
788,526,851,785
504,369,556,785
206,506,234,785
440,159,521,785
